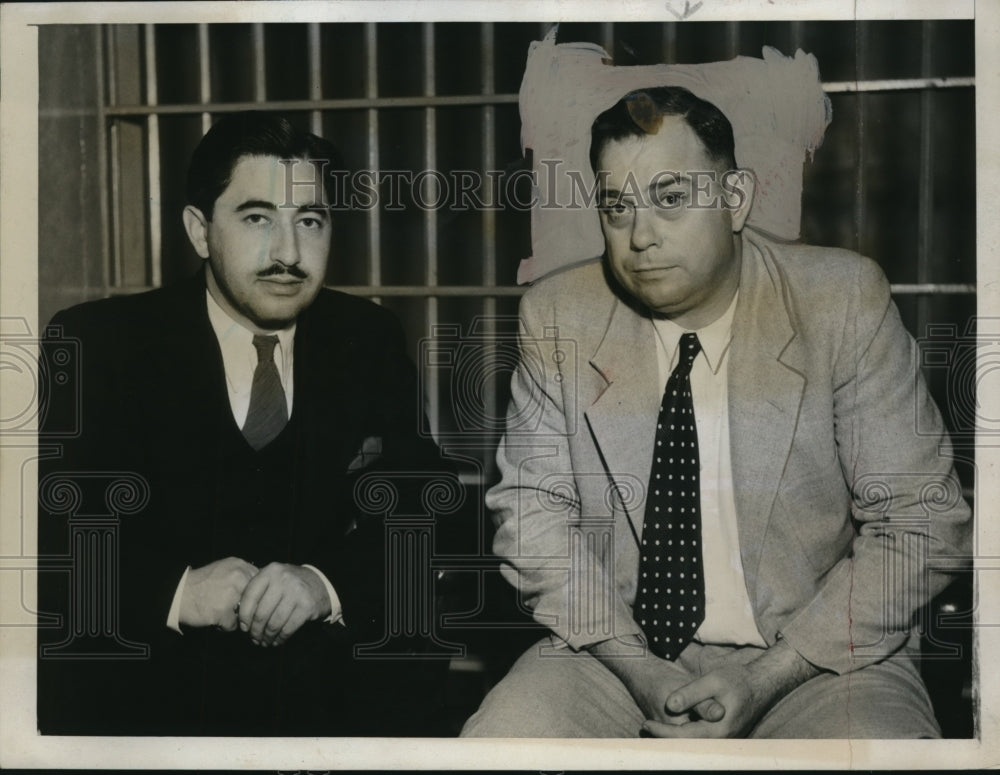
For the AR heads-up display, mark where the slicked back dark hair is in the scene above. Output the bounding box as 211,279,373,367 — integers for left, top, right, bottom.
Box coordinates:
589,86,737,173
186,112,345,219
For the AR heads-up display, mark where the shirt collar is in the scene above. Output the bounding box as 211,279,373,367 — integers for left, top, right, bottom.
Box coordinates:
651,290,739,375
205,289,296,391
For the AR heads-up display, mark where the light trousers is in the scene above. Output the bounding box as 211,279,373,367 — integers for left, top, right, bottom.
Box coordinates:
460,637,940,738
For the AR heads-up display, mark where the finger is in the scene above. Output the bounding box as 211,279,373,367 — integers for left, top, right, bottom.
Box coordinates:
249,584,284,642
666,676,717,715
647,712,690,727
237,572,269,632
218,604,240,632
694,698,725,722
272,605,311,647
260,596,296,645
234,560,260,591
643,719,716,738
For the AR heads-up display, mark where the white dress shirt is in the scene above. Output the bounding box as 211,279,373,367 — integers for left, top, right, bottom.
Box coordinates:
651,291,767,647
206,289,295,424
165,290,342,632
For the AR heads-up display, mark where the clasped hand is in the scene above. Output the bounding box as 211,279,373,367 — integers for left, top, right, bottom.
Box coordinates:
642,663,758,738
590,637,727,731
640,641,818,738
179,557,331,646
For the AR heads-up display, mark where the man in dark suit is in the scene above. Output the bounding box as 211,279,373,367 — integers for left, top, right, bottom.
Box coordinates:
461,87,971,738
37,113,453,736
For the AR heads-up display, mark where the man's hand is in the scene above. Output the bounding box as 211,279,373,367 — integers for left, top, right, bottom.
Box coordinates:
179,557,259,630
588,636,722,729
237,562,332,647
643,639,821,738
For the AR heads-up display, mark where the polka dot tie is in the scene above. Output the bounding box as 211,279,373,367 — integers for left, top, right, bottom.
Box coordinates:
634,332,704,660
242,334,288,450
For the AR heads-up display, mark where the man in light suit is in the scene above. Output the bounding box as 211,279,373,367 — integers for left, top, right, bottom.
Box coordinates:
461,87,971,738
38,113,453,735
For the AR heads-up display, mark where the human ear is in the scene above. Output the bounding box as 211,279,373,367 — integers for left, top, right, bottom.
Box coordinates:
721,169,756,232
182,205,211,259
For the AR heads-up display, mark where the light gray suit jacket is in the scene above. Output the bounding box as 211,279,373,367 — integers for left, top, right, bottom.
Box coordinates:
487,229,971,675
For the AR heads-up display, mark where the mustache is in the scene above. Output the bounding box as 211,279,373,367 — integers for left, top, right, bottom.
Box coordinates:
257,263,308,280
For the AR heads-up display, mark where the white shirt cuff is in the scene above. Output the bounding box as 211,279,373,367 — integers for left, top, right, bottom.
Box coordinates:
167,566,191,633
301,563,345,625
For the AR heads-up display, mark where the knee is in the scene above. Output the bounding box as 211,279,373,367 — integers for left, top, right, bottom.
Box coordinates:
460,673,561,737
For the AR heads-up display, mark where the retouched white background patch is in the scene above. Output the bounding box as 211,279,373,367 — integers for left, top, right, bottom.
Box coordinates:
518,30,830,284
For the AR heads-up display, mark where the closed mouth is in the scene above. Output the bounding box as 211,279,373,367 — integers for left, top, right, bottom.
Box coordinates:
258,277,305,294
258,277,304,285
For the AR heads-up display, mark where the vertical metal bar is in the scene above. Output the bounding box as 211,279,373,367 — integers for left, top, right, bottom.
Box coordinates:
481,24,496,292
198,24,211,134
725,21,739,58
107,27,122,288
144,25,162,288
789,20,805,51
423,22,439,437
97,26,112,293
111,27,148,291
853,24,867,254
662,22,677,63
916,20,935,338
481,22,498,474
423,23,437,288
364,23,381,293
307,23,322,135
252,23,266,103
600,22,614,58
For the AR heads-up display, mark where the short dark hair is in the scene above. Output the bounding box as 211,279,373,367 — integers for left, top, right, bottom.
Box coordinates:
589,86,737,173
186,112,345,219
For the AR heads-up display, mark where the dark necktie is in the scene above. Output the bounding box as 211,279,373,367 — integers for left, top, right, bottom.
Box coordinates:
242,334,288,450
634,332,705,660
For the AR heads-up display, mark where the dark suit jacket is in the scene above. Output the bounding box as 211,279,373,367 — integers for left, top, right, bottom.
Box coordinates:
37,269,454,735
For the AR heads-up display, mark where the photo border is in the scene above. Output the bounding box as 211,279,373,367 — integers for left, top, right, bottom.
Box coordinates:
1,0,994,769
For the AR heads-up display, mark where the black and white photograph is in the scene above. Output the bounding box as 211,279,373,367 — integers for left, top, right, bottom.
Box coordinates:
0,0,995,769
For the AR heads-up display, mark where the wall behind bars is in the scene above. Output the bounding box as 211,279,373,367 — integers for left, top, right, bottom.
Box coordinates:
38,21,976,493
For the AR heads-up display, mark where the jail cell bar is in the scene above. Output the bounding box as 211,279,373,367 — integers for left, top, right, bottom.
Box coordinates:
98,22,975,456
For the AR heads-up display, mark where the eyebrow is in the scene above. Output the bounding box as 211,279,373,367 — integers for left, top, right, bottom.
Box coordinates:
652,173,691,188
234,200,329,216
235,199,278,212
598,174,693,202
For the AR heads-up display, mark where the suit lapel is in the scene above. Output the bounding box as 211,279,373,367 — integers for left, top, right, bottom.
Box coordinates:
135,270,231,446
584,296,660,541
292,298,360,472
728,232,806,592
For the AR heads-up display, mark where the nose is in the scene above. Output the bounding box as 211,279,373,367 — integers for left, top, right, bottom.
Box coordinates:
269,219,300,266
629,206,661,252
